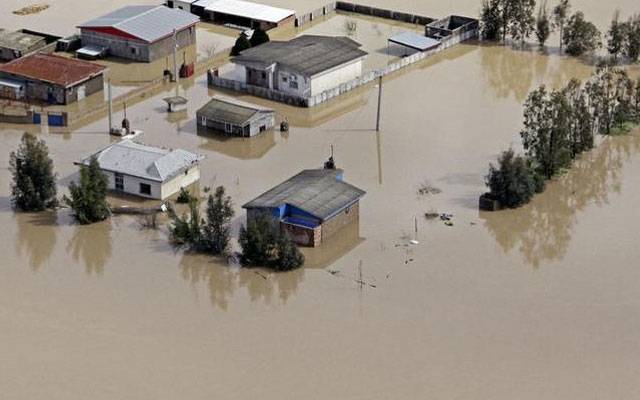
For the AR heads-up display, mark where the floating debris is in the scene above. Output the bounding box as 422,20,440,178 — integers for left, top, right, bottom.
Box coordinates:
424,212,440,220
13,4,49,15
417,181,442,196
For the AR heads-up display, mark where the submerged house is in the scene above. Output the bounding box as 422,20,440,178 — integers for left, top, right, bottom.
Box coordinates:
243,168,365,247
232,35,368,99
0,29,47,61
196,95,275,137
77,5,199,62
0,53,106,104
77,140,203,200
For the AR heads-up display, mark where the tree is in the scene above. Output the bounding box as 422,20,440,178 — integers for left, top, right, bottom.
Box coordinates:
169,198,203,249
625,15,640,62
486,149,541,208
249,27,270,47
553,0,571,51
536,2,552,48
480,0,502,41
563,79,594,156
607,11,626,60
9,133,57,211
201,186,234,255
563,11,601,56
230,33,251,56
238,214,305,270
65,157,110,224
634,79,640,121
510,0,536,44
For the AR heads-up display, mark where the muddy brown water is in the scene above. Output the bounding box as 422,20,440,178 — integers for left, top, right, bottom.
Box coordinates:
2,1,640,399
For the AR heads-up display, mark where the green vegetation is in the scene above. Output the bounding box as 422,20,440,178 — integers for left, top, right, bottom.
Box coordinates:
486,67,640,209
606,14,640,63
169,186,234,255
535,2,551,47
486,149,543,208
249,27,270,47
552,0,571,51
176,187,195,204
65,157,110,224
480,0,536,43
480,0,502,41
231,33,251,56
563,11,601,56
9,133,57,211
607,11,626,60
239,214,304,271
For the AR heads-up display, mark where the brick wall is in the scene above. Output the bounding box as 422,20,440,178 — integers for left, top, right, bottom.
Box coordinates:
320,202,359,243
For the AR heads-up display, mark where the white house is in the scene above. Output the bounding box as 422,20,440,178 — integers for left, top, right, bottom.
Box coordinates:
231,35,368,98
77,140,203,200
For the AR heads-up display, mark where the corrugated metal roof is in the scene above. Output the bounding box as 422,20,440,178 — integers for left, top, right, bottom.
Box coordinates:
198,0,294,23
78,5,199,43
233,35,367,77
388,31,440,51
80,140,203,182
196,95,273,125
243,169,366,221
0,53,106,87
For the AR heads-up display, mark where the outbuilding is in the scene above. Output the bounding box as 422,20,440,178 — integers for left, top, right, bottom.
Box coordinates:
188,0,295,30
196,95,275,137
231,35,367,99
77,5,199,62
77,140,203,200
0,29,47,61
0,53,106,105
243,168,365,247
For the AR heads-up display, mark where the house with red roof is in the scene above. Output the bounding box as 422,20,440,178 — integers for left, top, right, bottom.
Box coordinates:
0,53,106,105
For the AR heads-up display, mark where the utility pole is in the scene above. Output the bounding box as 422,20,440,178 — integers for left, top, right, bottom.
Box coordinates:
375,75,383,131
172,29,178,84
107,80,113,132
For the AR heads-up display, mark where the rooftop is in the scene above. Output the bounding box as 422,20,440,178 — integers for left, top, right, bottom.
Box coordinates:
80,140,203,182
197,95,273,125
243,168,365,220
0,30,46,51
196,0,294,24
78,5,199,43
233,35,368,77
0,53,106,87
388,31,441,51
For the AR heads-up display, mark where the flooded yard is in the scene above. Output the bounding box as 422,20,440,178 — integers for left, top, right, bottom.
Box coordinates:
1,0,640,399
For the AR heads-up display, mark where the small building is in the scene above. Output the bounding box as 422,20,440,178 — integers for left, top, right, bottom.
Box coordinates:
0,53,106,105
77,5,199,62
196,95,275,137
77,140,203,200
425,15,479,45
185,0,295,30
167,0,200,12
163,96,188,113
0,29,47,61
243,168,365,247
232,35,367,98
388,31,440,56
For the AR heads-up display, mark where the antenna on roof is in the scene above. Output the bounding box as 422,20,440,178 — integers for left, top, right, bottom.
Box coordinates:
324,145,336,170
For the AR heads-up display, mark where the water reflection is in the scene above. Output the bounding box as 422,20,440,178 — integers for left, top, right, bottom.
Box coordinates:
15,211,58,272
66,220,113,275
482,133,640,268
179,254,305,310
302,220,365,269
197,126,276,160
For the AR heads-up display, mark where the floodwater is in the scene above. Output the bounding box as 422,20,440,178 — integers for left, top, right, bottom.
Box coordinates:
2,1,640,399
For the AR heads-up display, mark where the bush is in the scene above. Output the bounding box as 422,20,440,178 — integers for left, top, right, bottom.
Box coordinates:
176,187,194,204
9,133,58,211
231,33,251,56
239,214,304,271
563,12,601,56
486,149,542,208
249,28,270,47
65,157,110,224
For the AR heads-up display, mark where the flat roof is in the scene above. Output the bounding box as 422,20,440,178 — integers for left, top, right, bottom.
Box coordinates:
243,169,365,221
0,30,46,51
197,0,294,23
0,53,106,88
197,95,273,125
388,31,440,51
234,35,367,77
76,45,107,57
78,5,199,43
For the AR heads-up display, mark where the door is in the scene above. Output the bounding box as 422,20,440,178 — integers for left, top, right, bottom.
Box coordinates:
77,85,86,101
114,173,124,191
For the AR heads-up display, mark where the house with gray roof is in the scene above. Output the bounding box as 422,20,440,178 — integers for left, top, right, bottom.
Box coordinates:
231,35,368,99
77,140,203,200
243,167,365,247
77,5,199,62
196,95,275,137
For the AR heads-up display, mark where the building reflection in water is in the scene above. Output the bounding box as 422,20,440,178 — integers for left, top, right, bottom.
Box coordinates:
481,133,640,268
197,126,276,160
66,220,113,276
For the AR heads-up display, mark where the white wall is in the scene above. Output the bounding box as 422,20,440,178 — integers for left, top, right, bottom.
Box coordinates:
105,170,162,199
310,59,363,96
160,166,201,200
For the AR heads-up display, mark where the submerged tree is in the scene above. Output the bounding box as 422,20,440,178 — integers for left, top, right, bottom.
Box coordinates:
9,133,57,211
536,1,552,48
563,11,601,56
625,15,640,62
480,0,503,41
169,198,203,249
552,0,571,51
231,33,251,56
607,11,627,60
510,0,536,44
486,149,542,208
201,186,235,255
65,157,110,224
239,214,304,271
249,27,270,47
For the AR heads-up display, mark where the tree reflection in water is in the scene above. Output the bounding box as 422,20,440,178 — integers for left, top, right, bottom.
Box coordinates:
481,133,640,268
15,211,58,272
66,220,113,276
179,254,304,310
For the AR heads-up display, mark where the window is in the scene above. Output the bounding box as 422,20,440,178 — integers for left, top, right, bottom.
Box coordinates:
261,72,266,79
282,76,287,82
130,47,138,55
139,183,151,195
289,80,298,89
225,123,232,133
115,173,124,191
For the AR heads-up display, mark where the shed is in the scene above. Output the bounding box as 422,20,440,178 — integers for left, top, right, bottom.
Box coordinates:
196,95,275,137
388,31,440,53
164,96,188,112
243,168,366,247
76,139,203,200
0,30,47,61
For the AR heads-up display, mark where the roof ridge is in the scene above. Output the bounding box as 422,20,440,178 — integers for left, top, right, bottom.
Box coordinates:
114,5,161,28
